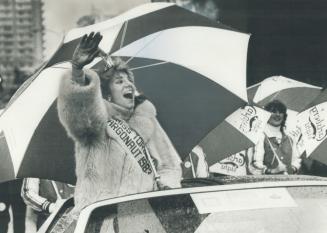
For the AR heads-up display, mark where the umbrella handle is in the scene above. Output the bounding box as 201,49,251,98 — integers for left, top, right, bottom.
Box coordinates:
189,153,196,178
51,181,63,200
98,49,114,71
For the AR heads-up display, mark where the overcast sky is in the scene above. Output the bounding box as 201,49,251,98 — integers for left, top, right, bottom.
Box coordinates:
43,0,149,59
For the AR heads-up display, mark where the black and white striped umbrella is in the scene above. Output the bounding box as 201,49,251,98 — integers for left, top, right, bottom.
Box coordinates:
248,76,322,155
0,3,249,184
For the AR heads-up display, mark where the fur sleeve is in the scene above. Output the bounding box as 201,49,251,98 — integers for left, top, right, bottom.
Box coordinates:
57,68,108,144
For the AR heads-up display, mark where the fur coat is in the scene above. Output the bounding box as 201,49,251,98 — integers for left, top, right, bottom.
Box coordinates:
57,69,182,211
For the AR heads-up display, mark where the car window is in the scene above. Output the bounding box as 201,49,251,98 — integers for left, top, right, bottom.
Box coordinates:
86,195,206,233
85,185,327,233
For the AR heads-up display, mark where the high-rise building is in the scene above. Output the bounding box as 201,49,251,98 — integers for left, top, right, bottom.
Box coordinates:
0,0,44,88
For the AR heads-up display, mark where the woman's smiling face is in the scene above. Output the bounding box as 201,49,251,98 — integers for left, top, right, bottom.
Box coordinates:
268,110,285,127
108,72,136,110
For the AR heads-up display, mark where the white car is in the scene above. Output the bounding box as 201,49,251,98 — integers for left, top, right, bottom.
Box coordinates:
39,175,327,233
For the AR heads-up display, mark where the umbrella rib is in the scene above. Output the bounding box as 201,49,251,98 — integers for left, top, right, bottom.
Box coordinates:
125,31,164,65
130,61,168,71
49,65,71,70
269,90,281,102
120,21,129,49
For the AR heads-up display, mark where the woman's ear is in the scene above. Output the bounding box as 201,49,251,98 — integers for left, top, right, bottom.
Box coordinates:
107,95,112,102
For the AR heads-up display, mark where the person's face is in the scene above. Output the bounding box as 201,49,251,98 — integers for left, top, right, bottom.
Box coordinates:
268,110,285,127
108,72,136,110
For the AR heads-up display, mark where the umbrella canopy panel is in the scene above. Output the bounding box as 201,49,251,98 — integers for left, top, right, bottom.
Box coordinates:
249,76,322,112
124,57,246,158
17,101,76,184
255,87,322,112
0,131,15,183
47,4,241,69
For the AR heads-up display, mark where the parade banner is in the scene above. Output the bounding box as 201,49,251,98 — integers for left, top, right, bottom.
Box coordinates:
225,105,271,144
209,151,247,176
298,103,327,157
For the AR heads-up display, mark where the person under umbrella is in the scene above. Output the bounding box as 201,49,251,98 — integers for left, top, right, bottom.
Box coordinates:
21,178,75,230
252,100,301,175
53,31,182,232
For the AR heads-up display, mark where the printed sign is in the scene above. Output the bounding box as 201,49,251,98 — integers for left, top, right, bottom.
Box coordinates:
304,106,327,141
225,105,271,144
285,110,306,155
209,152,247,176
298,103,327,156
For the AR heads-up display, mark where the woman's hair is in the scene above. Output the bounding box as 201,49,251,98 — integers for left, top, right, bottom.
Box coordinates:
96,57,147,108
97,57,134,98
264,99,288,132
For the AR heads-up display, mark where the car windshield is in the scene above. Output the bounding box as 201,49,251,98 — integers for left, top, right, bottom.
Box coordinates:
82,178,327,233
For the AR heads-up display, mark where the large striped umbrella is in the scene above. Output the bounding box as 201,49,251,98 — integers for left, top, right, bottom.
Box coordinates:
248,76,322,154
0,3,249,184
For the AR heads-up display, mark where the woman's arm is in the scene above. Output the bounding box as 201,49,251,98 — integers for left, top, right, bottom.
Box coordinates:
57,32,108,144
291,137,301,173
21,178,54,213
252,133,267,170
57,69,108,144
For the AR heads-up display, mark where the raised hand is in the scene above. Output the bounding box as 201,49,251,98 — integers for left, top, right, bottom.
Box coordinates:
71,32,103,69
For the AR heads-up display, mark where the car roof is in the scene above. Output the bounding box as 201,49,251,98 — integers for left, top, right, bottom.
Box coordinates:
73,175,327,232
83,175,327,211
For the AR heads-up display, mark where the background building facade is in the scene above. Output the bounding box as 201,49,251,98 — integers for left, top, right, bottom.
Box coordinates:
0,0,44,89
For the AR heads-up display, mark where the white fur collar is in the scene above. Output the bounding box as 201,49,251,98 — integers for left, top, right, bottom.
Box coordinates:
106,99,157,142
105,99,156,120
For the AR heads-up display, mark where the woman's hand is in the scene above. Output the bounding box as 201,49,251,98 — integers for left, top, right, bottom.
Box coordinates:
157,180,171,190
48,200,63,213
268,162,288,174
72,32,103,69
290,166,298,174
